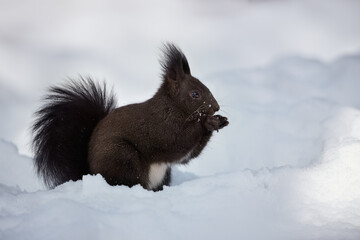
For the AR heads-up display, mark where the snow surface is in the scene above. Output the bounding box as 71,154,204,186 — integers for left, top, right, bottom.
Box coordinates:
1,56,360,240
1,0,360,239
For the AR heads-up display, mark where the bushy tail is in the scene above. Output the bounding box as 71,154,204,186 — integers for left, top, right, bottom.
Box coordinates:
32,77,116,188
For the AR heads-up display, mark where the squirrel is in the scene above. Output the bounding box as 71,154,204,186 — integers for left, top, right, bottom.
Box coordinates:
32,43,229,191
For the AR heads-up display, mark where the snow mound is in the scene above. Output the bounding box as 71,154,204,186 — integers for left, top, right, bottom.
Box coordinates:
0,107,360,239
193,54,360,175
0,140,42,192
1,53,360,239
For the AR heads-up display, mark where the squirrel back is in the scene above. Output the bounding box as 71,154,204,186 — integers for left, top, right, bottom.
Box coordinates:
32,43,228,190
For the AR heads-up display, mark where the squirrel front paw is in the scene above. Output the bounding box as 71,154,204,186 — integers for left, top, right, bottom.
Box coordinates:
204,115,229,132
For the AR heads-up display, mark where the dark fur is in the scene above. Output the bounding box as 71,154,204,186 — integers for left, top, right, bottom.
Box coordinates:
32,43,228,190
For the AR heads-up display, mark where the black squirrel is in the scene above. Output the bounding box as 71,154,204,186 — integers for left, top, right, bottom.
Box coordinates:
32,43,229,191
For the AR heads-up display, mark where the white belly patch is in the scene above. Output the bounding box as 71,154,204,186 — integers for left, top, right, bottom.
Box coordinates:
148,162,169,190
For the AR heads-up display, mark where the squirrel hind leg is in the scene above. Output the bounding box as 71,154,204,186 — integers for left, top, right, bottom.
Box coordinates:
89,141,147,189
90,138,172,191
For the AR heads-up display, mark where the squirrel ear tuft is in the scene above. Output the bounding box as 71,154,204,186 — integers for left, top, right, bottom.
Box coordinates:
160,43,191,83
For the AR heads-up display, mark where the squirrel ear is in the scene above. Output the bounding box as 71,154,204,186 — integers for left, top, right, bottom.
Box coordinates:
166,62,184,83
160,43,191,86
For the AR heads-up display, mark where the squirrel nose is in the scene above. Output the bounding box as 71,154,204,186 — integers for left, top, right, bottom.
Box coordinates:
213,101,220,112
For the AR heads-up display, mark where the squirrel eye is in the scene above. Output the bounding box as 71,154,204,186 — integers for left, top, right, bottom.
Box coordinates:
191,91,200,99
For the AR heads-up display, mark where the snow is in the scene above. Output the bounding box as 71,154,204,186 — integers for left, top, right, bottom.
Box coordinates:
0,139,42,192
1,55,360,239
1,0,360,239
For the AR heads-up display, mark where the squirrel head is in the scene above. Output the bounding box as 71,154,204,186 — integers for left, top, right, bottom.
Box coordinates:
160,43,220,120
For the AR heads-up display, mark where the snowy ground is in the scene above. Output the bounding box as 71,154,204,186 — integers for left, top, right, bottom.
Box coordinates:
1,0,360,240
1,55,359,240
